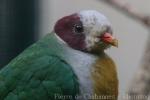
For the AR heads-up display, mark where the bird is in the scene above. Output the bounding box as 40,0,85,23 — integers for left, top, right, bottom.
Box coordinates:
0,10,118,100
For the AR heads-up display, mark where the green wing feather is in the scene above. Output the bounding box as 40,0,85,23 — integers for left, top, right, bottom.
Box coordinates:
0,33,79,100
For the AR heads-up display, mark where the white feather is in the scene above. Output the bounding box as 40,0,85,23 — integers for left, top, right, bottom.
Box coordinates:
78,10,111,50
64,47,98,100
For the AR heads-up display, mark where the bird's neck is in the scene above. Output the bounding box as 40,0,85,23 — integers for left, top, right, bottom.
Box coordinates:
91,52,118,100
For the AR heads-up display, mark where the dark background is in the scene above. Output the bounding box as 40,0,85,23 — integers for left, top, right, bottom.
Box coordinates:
0,0,39,68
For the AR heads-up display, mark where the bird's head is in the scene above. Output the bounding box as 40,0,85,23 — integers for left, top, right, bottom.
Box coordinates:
54,10,118,54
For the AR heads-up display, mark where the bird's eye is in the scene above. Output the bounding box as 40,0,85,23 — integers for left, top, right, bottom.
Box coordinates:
74,24,84,33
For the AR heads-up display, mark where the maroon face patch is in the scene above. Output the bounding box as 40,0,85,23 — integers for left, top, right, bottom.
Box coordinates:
54,14,86,51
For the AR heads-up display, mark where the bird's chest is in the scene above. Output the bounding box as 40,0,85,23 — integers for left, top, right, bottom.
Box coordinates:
64,50,118,99
91,56,118,99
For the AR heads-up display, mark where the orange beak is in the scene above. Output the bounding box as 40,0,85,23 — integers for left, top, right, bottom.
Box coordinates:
100,33,118,47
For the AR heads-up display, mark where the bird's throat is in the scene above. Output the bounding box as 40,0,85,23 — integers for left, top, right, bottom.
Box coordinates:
91,53,118,100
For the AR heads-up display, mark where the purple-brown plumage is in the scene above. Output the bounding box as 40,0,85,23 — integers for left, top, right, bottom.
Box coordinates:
54,11,118,53
54,14,86,51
